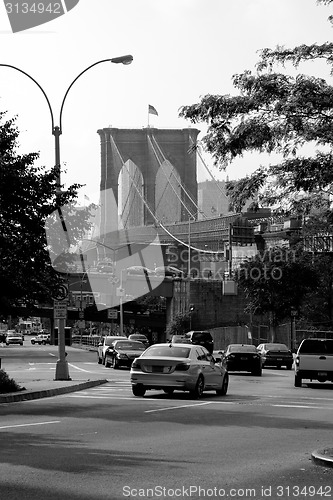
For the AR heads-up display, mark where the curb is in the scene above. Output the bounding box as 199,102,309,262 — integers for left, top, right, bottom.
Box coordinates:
311,448,333,468
0,379,108,404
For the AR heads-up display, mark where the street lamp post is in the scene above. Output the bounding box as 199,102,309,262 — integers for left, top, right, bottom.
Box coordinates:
1,55,133,380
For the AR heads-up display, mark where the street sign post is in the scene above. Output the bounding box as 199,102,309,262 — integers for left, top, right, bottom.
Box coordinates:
54,300,68,320
53,284,69,302
108,309,118,319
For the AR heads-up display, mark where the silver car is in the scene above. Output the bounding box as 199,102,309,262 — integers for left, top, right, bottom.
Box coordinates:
130,343,228,398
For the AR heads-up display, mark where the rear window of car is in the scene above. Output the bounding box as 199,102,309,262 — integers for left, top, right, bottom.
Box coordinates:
191,332,212,342
105,336,126,346
299,339,333,355
143,346,191,358
114,341,145,350
229,345,257,353
264,344,289,351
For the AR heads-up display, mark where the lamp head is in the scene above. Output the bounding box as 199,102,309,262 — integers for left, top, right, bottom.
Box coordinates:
111,55,133,65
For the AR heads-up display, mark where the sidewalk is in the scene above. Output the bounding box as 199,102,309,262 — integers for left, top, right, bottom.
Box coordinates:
0,366,108,404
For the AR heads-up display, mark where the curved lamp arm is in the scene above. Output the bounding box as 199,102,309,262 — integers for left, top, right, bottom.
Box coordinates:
0,63,55,133
59,55,133,132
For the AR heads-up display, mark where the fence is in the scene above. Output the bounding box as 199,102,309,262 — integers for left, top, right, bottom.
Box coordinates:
209,326,251,351
72,335,100,349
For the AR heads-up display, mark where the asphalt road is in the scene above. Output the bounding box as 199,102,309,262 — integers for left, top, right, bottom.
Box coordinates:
1,343,333,500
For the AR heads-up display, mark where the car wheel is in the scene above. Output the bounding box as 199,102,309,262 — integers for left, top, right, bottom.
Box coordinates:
105,358,111,368
132,384,146,397
190,375,204,399
163,388,174,395
31,340,35,345
216,373,229,396
42,341,46,345
252,368,262,376
286,363,293,370
294,374,302,387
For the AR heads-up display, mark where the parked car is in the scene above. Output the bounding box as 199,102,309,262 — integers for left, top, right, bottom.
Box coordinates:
130,343,228,398
175,330,214,354
105,340,147,369
294,338,333,387
97,261,113,273
97,335,127,364
256,343,293,369
126,266,154,276
154,266,184,278
6,331,23,346
222,344,262,376
30,334,50,345
128,333,150,348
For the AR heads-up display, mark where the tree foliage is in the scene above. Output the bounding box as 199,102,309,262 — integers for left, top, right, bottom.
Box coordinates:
179,0,333,216
0,111,93,314
235,247,317,331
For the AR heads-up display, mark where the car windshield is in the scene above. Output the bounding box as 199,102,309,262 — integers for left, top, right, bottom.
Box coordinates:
142,346,191,358
299,339,333,354
114,341,145,350
264,344,288,351
229,345,257,353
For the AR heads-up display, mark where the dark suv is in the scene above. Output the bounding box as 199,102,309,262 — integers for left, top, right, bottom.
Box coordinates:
175,330,214,354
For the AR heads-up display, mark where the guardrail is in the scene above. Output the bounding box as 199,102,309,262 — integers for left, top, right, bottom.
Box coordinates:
71,335,100,349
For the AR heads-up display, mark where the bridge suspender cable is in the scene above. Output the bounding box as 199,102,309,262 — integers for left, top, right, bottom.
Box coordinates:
109,135,224,256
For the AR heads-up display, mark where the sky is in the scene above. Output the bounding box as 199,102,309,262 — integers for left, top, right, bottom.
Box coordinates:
0,0,332,205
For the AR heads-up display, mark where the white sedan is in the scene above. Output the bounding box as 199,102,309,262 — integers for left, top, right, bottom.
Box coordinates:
130,343,228,398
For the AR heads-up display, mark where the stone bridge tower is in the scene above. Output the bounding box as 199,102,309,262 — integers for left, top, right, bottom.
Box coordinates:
97,127,200,236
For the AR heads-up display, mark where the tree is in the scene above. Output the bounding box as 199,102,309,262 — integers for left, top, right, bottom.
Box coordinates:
235,247,317,341
166,311,191,338
179,0,333,216
0,111,93,314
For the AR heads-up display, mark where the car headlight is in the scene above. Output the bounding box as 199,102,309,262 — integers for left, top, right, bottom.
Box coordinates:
117,353,127,359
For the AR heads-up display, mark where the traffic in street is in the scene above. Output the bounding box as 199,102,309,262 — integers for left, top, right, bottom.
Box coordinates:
1,343,333,500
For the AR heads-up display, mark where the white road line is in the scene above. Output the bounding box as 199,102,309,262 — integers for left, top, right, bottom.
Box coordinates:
145,402,212,413
0,421,60,430
68,363,92,373
272,404,333,409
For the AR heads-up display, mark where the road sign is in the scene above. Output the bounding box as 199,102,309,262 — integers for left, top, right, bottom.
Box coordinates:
53,284,69,301
108,309,118,319
54,300,68,319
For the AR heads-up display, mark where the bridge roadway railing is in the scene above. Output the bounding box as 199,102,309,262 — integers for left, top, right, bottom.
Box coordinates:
111,212,285,246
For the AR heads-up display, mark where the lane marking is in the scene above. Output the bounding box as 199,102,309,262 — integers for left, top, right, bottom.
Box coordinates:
145,402,212,413
68,363,91,373
0,420,60,430
272,404,333,410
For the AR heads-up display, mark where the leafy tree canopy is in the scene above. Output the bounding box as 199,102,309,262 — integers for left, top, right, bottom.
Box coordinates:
0,111,94,314
235,247,317,327
179,0,333,216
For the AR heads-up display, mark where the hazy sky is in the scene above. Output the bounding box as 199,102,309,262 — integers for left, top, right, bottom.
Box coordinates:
0,0,332,203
